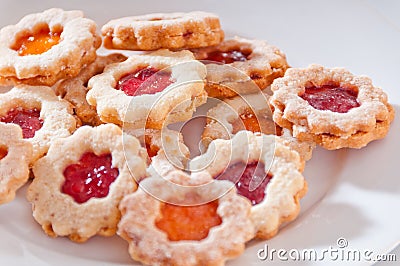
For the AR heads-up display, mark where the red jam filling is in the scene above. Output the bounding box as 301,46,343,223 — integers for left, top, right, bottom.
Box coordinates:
13,27,61,56
301,84,360,113
116,67,174,96
214,162,272,205
155,200,222,241
204,49,250,64
0,147,8,160
62,152,119,204
0,107,43,139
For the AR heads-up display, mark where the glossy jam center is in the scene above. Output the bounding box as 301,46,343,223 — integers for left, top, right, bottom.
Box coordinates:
205,49,249,64
62,152,119,204
0,107,43,139
155,200,222,241
14,28,61,56
215,162,272,205
0,147,8,160
232,109,261,133
231,109,277,135
301,84,360,113
116,67,174,96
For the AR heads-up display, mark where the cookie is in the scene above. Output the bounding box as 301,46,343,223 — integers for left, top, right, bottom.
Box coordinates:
0,123,32,204
0,8,101,86
55,53,127,126
26,124,147,242
0,85,76,163
86,49,207,129
102,11,224,51
202,93,315,163
269,64,395,149
192,37,289,98
125,126,190,169
190,131,307,239
118,168,254,266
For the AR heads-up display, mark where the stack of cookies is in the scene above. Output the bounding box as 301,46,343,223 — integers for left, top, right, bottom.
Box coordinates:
0,8,395,266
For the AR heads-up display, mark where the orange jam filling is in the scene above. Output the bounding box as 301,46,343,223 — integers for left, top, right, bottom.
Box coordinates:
0,147,8,160
155,200,222,241
13,28,61,56
144,134,159,158
232,109,276,135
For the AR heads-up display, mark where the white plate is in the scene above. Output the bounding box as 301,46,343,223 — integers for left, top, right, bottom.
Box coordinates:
0,1,399,265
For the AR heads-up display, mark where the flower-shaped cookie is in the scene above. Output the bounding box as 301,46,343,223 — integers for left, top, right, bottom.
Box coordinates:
0,123,32,204
102,11,224,51
125,126,190,169
190,131,307,239
27,124,147,242
0,8,101,86
118,168,254,266
270,64,395,149
0,85,76,162
202,93,315,163
55,53,127,126
192,37,289,98
86,49,207,129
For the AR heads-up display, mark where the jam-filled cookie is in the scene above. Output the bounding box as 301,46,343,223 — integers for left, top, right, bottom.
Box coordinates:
202,93,315,163
55,53,127,126
118,168,254,266
192,37,289,98
26,124,147,242
125,126,190,169
0,85,76,163
0,8,101,86
270,64,395,149
190,131,307,239
102,11,224,51
86,49,207,129
0,123,32,204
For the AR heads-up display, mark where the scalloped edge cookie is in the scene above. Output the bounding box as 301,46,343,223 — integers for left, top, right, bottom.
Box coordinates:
192,37,289,98
118,169,254,266
270,64,395,149
202,93,315,163
26,124,147,242
0,85,76,163
55,53,127,126
102,11,224,51
0,8,101,86
190,131,307,239
0,123,32,204
86,49,207,129
125,126,190,169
